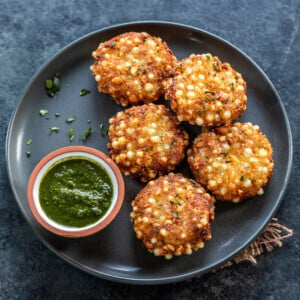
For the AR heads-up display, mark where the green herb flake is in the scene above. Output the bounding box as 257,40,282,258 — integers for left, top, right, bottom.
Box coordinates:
49,126,60,133
221,151,229,157
99,124,109,136
26,139,32,145
173,212,179,218
206,54,211,60
169,141,174,149
80,89,91,96
212,61,221,72
55,113,60,117
240,175,245,181
111,41,116,48
45,79,53,89
39,109,48,116
26,151,31,158
69,128,75,142
66,115,76,123
141,69,147,74
45,74,60,97
82,127,92,141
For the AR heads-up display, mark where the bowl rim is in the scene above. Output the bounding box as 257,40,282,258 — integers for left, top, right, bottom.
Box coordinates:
27,145,125,238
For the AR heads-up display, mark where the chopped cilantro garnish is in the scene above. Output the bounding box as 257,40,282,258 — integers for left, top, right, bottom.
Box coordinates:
99,124,108,136
69,128,75,141
80,89,91,96
49,126,59,133
39,109,48,116
66,115,76,123
82,127,92,141
45,74,60,97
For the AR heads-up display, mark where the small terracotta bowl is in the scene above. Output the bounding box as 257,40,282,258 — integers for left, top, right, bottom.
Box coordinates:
27,146,125,238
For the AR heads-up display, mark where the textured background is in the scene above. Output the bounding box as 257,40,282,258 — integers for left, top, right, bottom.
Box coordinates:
0,0,299,299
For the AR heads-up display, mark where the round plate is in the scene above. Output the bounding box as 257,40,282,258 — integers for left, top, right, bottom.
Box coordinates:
6,21,292,284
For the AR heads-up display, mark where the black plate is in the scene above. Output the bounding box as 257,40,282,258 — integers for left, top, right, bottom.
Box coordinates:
6,21,292,284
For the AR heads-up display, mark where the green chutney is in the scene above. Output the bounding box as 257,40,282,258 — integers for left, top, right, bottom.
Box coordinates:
39,157,113,227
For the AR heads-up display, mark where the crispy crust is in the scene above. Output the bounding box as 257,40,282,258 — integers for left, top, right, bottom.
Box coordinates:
107,104,189,182
91,32,177,107
165,54,247,126
187,122,274,202
130,173,215,259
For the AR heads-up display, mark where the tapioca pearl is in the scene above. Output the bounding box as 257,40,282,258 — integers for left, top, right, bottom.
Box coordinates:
236,85,245,91
220,187,227,195
208,180,217,187
244,148,253,155
259,149,268,156
196,117,204,126
233,198,240,203
243,179,252,187
198,74,205,80
223,111,232,119
257,188,264,195
206,114,214,122
175,90,183,97
187,91,195,98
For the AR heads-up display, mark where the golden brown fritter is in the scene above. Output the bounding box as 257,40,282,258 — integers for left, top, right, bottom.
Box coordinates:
107,104,189,182
187,122,274,202
165,53,247,126
91,32,177,107
130,173,215,259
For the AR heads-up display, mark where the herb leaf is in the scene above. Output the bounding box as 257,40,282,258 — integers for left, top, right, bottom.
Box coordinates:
82,127,92,141
39,109,48,116
66,115,76,123
69,128,75,141
80,89,91,96
240,175,245,181
26,139,32,145
99,124,108,136
45,74,60,97
49,126,60,133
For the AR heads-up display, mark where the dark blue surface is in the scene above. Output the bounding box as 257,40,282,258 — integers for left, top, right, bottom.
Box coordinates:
0,1,299,299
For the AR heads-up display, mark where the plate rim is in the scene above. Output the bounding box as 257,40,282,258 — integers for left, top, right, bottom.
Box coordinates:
5,20,293,284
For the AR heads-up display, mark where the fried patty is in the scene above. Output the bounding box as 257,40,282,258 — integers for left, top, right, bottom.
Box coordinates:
130,173,215,259
165,53,247,126
187,122,274,202
90,32,177,107
107,104,189,182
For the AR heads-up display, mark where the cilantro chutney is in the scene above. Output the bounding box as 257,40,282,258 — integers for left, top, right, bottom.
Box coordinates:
39,157,113,228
